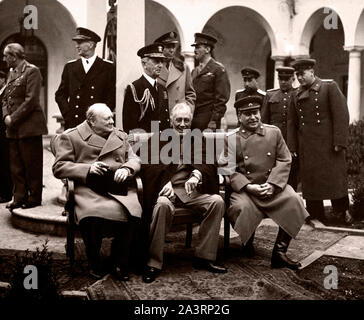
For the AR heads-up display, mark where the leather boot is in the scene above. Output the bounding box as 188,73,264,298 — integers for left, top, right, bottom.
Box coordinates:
271,228,301,270
242,232,255,258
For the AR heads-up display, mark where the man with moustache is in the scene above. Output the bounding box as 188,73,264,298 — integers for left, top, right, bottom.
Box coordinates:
55,27,116,129
191,33,230,131
153,31,196,114
261,67,298,190
219,96,309,269
288,59,352,224
122,43,170,134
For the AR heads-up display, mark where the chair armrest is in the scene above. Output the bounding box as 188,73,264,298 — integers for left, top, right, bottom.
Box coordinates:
134,175,143,204
65,179,76,226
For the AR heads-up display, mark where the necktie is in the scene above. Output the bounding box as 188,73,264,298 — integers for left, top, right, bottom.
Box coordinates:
154,81,158,92
86,60,89,64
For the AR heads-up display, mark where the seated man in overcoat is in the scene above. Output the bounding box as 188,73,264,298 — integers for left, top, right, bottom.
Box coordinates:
219,96,309,270
53,103,142,280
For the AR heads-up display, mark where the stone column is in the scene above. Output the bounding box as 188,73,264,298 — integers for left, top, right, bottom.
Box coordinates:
345,46,364,123
116,0,145,129
271,56,286,89
182,51,195,73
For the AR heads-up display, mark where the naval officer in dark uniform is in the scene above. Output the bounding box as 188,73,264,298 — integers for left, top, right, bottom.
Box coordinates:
55,27,116,129
191,33,230,131
261,67,298,190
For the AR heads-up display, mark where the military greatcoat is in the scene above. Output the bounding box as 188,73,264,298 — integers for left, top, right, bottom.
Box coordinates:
287,77,349,200
55,57,116,129
219,124,308,244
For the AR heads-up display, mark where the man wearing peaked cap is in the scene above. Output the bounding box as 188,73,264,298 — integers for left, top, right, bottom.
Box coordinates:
153,31,196,115
261,66,298,190
219,94,309,269
288,58,352,224
191,32,230,131
235,67,266,112
56,27,116,129
122,43,170,134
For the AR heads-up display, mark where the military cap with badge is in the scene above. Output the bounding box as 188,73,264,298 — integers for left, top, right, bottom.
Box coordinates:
291,58,316,73
191,32,218,48
72,27,101,43
234,95,263,112
137,43,166,59
154,31,179,45
241,67,260,80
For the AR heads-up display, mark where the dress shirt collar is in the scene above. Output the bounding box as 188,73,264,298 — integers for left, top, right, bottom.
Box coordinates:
143,72,157,87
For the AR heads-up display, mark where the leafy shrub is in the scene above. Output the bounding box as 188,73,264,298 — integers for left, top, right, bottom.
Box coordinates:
351,170,364,220
347,119,364,175
6,240,59,301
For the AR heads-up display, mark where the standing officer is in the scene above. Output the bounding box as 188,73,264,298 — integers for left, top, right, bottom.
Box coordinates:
55,27,116,129
288,59,352,224
219,96,309,269
122,43,170,134
261,67,298,190
191,33,230,131
153,31,196,114
2,43,48,210
235,67,266,102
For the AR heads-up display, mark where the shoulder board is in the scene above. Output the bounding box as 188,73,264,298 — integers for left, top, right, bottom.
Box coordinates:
257,89,266,96
226,128,239,136
235,88,246,93
267,88,279,92
66,59,78,64
103,59,114,64
321,79,333,82
63,127,77,134
214,60,224,67
263,123,278,129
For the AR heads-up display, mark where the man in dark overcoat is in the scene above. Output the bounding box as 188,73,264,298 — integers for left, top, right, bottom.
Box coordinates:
139,102,227,283
261,67,298,190
219,96,309,270
55,27,116,129
122,43,170,134
288,59,351,224
191,33,230,131
53,104,142,280
2,43,48,210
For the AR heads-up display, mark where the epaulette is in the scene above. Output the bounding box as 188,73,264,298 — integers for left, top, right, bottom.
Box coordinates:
103,59,114,64
63,127,76,134
267,88,279,92
263,123,278,129
321,79,333,82
66,59,78,65
226,127,239,136
257,89,266,96
235,88,246,93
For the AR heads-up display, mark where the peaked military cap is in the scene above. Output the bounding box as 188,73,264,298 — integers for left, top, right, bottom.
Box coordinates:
191,33,217,48
234,95,263,111
291,58,316,71
241,67,260,79
154,31,179,44
72,27,101,42
137,43,166,59
276,66,295,78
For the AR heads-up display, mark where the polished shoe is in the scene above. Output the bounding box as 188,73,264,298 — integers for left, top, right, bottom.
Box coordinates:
6,201,24,210
192,257,227,274
21,201,41,209
112,267,130,281
0,196,12,204
142,266,159,283
242,242,255,258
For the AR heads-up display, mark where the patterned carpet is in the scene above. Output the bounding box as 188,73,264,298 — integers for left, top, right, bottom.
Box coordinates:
86,223,347,300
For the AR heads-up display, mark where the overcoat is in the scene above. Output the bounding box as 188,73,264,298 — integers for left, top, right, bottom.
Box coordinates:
158,60,196,114
122,76,170,133
220,124,308,244
52,121,142,223
191,58,230,130
55,57,116,129
1,60,47,138
287,77,349,200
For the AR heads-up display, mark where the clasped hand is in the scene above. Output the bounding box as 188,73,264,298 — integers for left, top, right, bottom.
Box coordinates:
246,183,275,199
89,161,129,183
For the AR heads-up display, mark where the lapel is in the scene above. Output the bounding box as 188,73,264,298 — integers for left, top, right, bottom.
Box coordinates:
7,60,27,85
84,56,103,82
297,77,321,101
77,121,106,148
237,124,265,139
195,58,214,78
72,59,86,83
99,129,124,157
158,65,169,86
166,63,182,87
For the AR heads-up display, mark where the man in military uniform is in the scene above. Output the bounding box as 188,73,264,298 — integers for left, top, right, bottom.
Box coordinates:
55,27,116,129
288,59,352,224
219,96,309,269
2,43,48,210
191,33,230,131
153,31,196,113
235,67,266,102
261,67,298,190
122,43,170,134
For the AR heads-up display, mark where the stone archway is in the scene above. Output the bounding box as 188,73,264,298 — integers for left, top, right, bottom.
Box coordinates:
201,6,275,126
300,8,348,94
354,9,364,119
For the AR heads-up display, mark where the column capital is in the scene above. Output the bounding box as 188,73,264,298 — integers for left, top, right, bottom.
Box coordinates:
344,45,364,52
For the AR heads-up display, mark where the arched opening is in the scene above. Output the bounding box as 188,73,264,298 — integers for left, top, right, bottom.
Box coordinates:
202,6,275,126
1,34,48,119
301,8,348,95
354,9,364,119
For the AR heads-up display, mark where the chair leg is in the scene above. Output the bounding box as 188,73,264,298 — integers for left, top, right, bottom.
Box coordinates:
223,215,230,255
186,223,193,248
66,224,75,272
